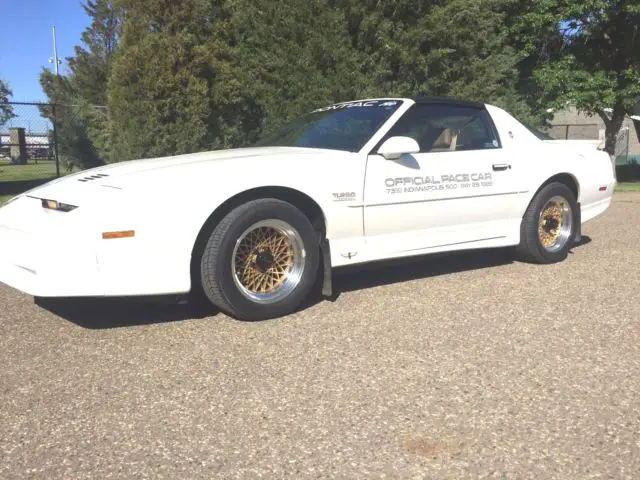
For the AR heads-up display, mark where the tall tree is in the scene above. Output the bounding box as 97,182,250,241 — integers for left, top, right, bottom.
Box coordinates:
68,0,123,106
39,71,103,169
39,0,123,166
230,0,543,140
331,0,543,125
404,0,541,124
68,0,123,162
230,0,364,137
509,0,640,154
0,79,15,126
108,0,254,160
75,0,551,163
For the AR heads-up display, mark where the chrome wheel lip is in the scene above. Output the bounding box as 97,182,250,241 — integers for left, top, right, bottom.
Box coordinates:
538,195,573,253
231,219,306,305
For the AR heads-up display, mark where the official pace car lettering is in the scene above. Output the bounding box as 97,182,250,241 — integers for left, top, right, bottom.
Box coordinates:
313,100,398,113
384,173,493,194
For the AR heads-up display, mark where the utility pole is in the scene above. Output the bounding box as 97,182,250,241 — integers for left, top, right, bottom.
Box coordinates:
49,25,61,75
49,25,61,178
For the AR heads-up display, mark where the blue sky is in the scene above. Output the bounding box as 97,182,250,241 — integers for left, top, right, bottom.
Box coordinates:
0,0,91,102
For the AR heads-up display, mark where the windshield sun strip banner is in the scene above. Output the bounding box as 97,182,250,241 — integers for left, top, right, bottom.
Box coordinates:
312,100,403,113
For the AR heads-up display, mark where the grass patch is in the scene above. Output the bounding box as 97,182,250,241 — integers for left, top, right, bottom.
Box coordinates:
615,182,640,192
0,160,60,182
0,194,14,205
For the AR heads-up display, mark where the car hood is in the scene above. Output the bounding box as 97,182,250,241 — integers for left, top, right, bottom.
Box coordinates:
81,146,332,178
14,146,340,204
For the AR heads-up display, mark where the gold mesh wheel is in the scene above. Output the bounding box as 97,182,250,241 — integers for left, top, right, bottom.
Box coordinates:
231,219,306,304
538,195,573,252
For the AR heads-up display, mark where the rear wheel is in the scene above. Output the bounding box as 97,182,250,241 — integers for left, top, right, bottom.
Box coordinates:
200,199,320,320
516,182,578,264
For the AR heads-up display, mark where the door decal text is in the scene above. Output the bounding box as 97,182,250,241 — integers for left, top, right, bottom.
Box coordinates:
384,173,493,194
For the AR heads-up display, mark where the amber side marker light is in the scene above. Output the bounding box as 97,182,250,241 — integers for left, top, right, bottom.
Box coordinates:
102,230,135,240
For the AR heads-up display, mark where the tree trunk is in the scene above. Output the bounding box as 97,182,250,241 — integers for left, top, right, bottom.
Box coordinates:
603,108,626,157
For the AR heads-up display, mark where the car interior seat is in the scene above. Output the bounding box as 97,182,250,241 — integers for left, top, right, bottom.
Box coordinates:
429,128,459,152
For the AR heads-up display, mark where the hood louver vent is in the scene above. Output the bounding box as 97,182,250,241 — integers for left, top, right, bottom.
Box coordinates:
78,173,110,182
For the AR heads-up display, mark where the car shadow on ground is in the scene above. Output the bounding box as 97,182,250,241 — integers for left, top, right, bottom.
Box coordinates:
35,237,592,329
34,295,219,330
306,235,591,306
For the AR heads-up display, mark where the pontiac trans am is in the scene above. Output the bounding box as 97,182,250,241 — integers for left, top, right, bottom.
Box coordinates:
0,96,616,320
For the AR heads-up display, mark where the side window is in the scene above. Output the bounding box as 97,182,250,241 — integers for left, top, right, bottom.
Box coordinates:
382,104,501,153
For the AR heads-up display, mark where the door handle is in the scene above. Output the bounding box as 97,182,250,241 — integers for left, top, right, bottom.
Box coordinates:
492,163,511,171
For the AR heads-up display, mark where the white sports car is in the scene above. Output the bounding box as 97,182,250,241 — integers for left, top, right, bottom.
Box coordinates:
0,96,616,320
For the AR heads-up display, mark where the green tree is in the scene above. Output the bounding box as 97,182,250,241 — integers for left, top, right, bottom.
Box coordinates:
331,0,542,125
39,71,103,169
92,0,550,162
69,0,123,106
39,0,123,166
68,0,123,162
230,0,364,137
231,0,542,140
107,0,255,160
510,0,640,154
0,79,15,126
405,0,541,124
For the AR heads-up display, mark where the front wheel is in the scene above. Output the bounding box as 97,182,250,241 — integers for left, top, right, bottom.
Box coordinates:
199,199,320,321
516,182,578,264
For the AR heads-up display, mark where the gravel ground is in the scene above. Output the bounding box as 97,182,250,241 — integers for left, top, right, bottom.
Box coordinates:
1,193,639,479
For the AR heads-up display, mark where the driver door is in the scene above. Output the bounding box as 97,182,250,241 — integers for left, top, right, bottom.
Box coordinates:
363,102,525,255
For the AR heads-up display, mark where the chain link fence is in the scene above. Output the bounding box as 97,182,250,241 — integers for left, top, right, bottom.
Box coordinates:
613,125,640,181
0,102,60,189
0,101,108,197
613,126,638,166
546,123,601,141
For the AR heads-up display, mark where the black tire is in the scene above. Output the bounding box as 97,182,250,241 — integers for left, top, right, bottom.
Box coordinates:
516,182,578,264
199,198,320,321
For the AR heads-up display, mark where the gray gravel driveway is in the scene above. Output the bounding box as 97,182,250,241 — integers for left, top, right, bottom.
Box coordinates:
1,192,639,479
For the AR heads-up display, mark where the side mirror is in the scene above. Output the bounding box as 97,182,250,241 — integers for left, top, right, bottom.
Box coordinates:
377,136,420,160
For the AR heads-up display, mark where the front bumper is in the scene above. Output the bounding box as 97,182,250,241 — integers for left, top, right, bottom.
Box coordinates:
0,196,192,298
0,251,101,297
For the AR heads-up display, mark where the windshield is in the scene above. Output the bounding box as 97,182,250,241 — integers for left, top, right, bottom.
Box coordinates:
254,100,404,152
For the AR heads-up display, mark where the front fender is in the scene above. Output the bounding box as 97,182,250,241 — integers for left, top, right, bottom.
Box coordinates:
113,150,367,261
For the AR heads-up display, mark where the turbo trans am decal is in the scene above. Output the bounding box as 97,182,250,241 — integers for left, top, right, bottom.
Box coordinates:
332,191,357,202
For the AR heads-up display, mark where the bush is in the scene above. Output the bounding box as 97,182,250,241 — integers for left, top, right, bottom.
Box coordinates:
616,162,640,182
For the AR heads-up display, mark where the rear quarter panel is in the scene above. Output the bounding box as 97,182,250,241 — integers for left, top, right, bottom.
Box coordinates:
485,105,616,220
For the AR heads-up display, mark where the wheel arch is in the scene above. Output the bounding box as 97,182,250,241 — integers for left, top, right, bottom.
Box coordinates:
526,172,580,211
517,172,580,234
189,186,327,293
516,172,581,263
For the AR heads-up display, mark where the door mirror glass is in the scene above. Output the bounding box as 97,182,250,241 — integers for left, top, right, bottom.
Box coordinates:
377,136,420,160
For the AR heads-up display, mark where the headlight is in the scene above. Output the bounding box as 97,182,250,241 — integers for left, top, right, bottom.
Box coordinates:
40,198,78,212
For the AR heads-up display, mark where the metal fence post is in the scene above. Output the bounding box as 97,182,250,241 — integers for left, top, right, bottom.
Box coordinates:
625,128,630,163
52,103,60,178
